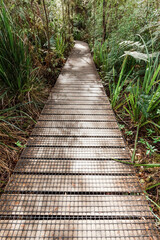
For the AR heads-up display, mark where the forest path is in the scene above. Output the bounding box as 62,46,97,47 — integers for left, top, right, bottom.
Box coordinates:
0,41,159,239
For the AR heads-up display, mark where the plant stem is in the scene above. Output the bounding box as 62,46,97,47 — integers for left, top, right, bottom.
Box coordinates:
131,124,140,163
145,193,160,211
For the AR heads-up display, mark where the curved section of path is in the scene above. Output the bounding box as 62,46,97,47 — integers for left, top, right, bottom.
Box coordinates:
0,41,159,239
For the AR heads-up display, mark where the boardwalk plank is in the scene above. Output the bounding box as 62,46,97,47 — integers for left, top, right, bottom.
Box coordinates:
0,194,152,217
27,136,125,147
35,121,118,128
39,115,116,121
21,146,129,160
6,174,141,192
31,128,122,137
0,220,158,239
42,109,114,114
15,159,134,174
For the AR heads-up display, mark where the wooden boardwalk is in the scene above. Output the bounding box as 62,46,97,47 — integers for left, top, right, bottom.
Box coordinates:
0,41,159,239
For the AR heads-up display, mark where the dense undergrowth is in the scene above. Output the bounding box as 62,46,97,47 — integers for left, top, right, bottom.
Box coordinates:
73,0,160,221
0,0,73,191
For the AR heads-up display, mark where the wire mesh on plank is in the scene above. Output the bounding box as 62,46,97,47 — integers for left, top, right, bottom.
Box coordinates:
31,128,122,137
56,81,100,85
55,83,103,88
21,146,129,160
42,109,114,115
27,136,125,147
58,71,99,74
52,88,104,92
49,93,106,97
58,72,99,76
57,76,98,80
0,194,152,218
57,75,99,79
43,105,112,110
1,219,158,239
48,96,108,101
46,100,110,105
5,174,141,192
57,78,100,82
14,159,133,174
39,115,116,121
35,121,118,129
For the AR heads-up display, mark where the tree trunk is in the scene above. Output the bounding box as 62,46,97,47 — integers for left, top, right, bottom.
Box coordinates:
61,0,64,22
67,0,70,35
102,0,106,43
71,5,74,34
42,0,50,51
93,0,96,46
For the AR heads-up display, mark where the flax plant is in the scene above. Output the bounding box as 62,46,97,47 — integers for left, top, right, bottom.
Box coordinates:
0,1,32,95
124,55,160,162
109,56,134,110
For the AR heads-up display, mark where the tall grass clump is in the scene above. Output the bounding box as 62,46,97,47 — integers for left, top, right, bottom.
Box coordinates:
125,57,160,127
108,56,134,109
55,34,66,58
93,41,108,72
0,1,32,95
124,53,160,162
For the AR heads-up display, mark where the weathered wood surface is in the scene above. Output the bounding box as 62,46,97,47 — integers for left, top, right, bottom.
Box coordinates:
0,41,159,239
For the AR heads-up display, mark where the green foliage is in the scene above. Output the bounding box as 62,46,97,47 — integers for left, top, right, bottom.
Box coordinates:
147,128,155,137
118,124,125,130
54,34,66,58
139,138,158,156
15,141,26,148
125,130,133,136
108,57,133,109
82,0,160,166
0,1,32,94
124,55,160,128
73,13,86,40
0,0,73,182
153,136,160,144
93,41,108,72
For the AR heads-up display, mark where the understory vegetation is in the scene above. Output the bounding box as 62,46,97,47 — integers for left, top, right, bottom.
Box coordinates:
0,0,73,191
75,0,160,220
0,0,160,223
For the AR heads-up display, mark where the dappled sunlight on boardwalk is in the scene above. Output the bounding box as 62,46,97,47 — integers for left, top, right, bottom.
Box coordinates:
0,41,159,239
